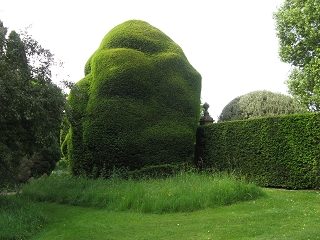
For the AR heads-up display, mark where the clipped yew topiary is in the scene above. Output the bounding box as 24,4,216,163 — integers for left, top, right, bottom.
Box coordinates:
65,20,201,177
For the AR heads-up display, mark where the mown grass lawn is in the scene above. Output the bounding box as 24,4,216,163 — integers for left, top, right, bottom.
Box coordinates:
31,189,320,240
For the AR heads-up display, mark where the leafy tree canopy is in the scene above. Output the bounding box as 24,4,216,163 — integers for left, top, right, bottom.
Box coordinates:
273,0,320,111
218,90,308,122
0,20,66,187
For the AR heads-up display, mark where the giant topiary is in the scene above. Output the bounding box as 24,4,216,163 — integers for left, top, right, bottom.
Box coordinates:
65,20,201,177
218,90,308,122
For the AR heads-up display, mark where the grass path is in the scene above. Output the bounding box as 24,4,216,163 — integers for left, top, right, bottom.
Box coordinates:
31,189,320,240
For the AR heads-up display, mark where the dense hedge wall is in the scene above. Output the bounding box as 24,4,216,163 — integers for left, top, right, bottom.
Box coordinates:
195,113,320,189
65,20,201,177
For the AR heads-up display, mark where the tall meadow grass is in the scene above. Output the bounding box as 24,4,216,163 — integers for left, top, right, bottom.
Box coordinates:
0,195,47,240
22,172,265,213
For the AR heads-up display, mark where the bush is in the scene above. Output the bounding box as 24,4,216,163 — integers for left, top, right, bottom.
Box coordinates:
64,20,201,177
195,112,320,189
218,90,308,122
129,164,188,179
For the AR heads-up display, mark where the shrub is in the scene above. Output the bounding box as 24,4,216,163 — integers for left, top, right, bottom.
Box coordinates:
218,90,308,122
195,112,320,189
129,164,187,179
64,20,201,177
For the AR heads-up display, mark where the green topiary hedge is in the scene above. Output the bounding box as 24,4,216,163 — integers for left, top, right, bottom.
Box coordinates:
195,113,320,189
65,20,201,177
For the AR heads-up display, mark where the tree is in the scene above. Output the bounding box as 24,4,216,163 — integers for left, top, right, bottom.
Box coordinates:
273,0,320,111
218,90,308,122
0,27,29,186
0,21,66,188
0,21,6,55
64,20,201,177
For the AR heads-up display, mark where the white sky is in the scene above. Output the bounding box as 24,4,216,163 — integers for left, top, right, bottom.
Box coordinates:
1,0,288,120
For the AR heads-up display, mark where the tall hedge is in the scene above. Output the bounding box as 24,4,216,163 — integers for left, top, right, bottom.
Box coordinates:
65,20,201,177
195,113,320,189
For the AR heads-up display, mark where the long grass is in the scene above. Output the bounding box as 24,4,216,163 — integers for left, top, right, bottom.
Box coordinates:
21,172,265,213
29,189,320,240
0,195,47,240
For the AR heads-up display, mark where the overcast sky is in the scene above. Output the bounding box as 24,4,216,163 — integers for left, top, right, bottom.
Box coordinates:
1,0,288,120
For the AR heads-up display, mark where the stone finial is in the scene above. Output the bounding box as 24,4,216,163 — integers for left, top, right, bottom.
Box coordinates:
199,102,214,125
203,102,210,112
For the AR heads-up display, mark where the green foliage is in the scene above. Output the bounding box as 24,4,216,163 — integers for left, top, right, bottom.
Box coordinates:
0,195,47,239
196,112,320,189
129,163,188,179
21,173,264,213
199,103,205,119
65,20,201,177
274,0,320,110
0,20,66,188
218,90,308,122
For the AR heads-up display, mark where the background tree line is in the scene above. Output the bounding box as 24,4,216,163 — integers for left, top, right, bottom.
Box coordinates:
218,0,320,121
0,20,66,189
274,0,320,111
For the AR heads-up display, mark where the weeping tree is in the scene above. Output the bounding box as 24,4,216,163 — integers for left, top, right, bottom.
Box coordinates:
218,90,308,122
0,21,66,188
63,20,202,177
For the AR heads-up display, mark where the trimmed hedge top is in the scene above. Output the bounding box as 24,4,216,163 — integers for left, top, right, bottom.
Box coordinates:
84,20,188,76
66,20,202,177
